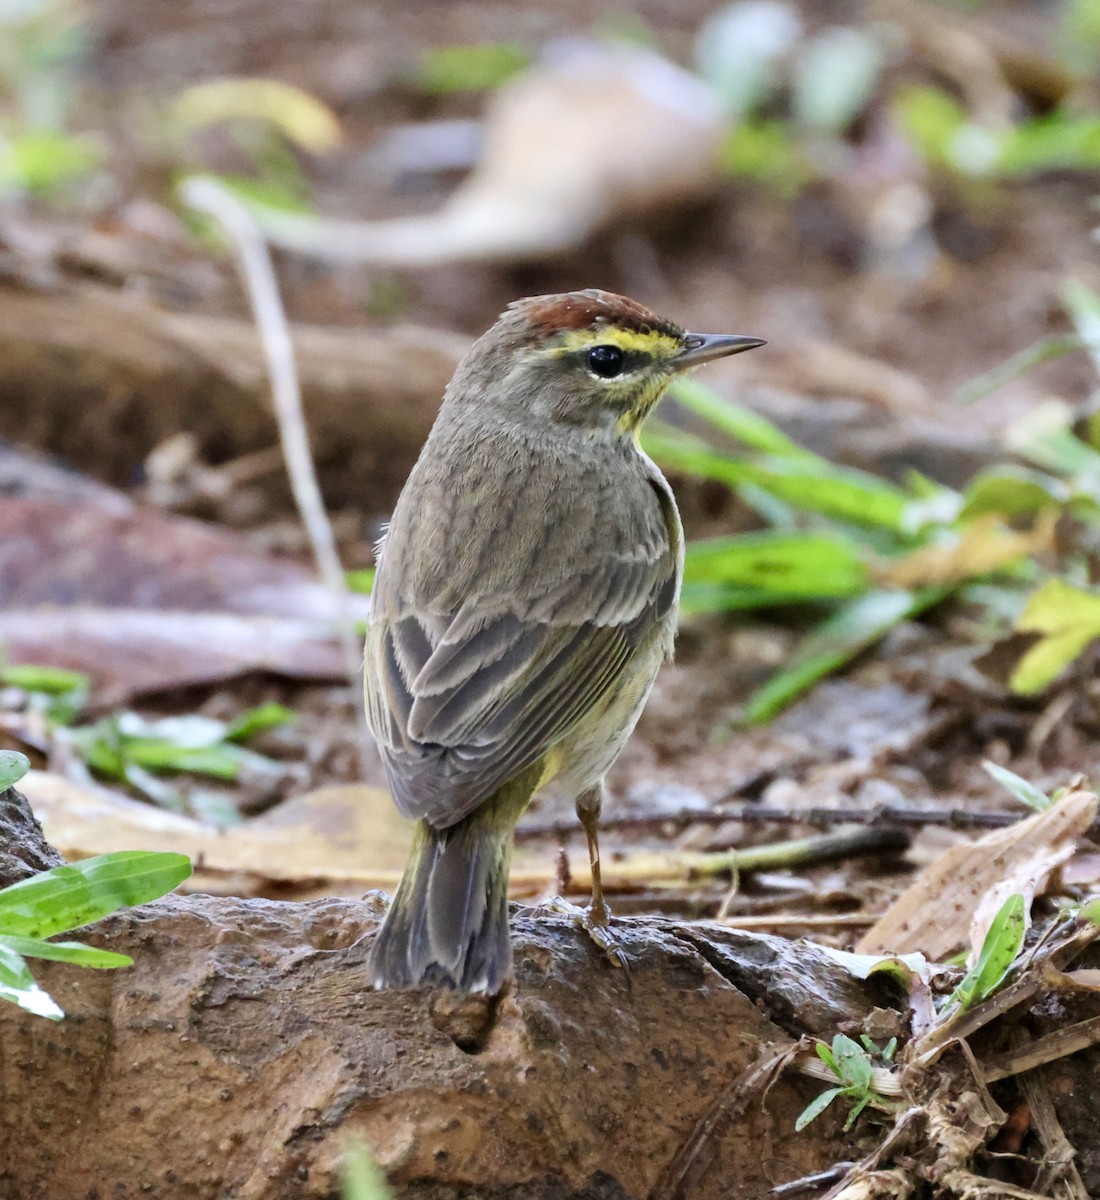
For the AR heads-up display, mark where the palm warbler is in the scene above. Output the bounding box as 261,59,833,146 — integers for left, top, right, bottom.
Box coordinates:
366,290,763,991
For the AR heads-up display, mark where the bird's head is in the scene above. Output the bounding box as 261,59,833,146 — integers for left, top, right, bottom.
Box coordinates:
446,289,765,436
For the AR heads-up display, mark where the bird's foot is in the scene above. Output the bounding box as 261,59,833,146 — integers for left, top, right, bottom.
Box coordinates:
540,895,628,970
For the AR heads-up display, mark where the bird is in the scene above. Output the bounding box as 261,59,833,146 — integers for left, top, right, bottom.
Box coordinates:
365,289,764,992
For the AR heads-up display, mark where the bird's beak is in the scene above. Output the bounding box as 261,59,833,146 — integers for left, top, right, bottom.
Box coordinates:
673,332,766,371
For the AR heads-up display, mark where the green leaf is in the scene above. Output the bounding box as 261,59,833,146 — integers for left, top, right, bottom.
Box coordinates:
347,568,375,595
0,750,30,791
0,664,88,695
960,467,1069,520
224,702,295,742
893,84,968,171
844,1094,872,1131
0,934,132,968
996,113,1100,177
746,588,947,722
955,336,1086,407
815,1039,839,1075
794,1086,845,1131
717,119,814,196
682,531,868,610
831,1034,872,1089
981,761,1052,812
413,43,529,94
0,851,192,940
1010,578,1100,694
0,129,100,196
949,893,1027,1013
173,78,342,153
0,942,63,1020
1006,399,1100,476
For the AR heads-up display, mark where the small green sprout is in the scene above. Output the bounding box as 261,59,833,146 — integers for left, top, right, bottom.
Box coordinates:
944,893,1027,1015
795,1034,896,1132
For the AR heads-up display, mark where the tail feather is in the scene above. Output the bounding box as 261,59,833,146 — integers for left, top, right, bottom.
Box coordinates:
371,810,513,993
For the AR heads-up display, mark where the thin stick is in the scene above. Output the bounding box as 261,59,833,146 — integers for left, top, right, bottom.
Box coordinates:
517,803,1024,841
180,176,368,766
717,912,881,930
1008,1028,1089,1200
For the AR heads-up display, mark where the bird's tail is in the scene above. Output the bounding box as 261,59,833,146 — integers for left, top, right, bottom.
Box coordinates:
371,769,540,993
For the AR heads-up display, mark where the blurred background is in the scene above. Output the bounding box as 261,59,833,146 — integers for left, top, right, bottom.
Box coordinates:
4,0,1100,918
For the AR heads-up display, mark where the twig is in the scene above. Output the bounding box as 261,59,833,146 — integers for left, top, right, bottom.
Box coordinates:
716,912,881,931
517,803,1028,842
771,1163,858,1197
1008,1028,1089,1200
982,1015,1100,1084
179,176,369,768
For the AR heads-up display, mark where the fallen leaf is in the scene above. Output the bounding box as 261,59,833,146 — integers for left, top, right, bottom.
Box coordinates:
0,609,351,702
0,497,368,620
249,42,726,265
1010,577,1100,694
877,511,1055,590
22,771,411,895
857,788,1098,962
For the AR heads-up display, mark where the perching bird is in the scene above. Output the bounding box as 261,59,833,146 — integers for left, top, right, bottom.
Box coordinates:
366,290,763,992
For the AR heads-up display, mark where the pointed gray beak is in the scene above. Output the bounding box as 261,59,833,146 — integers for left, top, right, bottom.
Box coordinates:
674,332,766,370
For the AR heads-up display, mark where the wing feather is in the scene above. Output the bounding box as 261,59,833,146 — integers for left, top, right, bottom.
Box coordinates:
365,460,681,829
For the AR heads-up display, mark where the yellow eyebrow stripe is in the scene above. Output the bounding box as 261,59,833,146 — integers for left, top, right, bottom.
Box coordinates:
552,327,681,356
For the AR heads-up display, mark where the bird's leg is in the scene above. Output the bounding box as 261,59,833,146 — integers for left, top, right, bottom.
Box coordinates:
538,787,627,969
576,785,610,927
575,785,627,968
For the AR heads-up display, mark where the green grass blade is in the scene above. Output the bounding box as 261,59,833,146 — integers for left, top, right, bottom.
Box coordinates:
981,761,1052,812
0,934,133,968
668,378,812,457
0,942,63,1020
954,335,1085,406
794,1087,845,1131
644,428,912,533
746,587,948,722
947,893,1027,1013
0,851,192,939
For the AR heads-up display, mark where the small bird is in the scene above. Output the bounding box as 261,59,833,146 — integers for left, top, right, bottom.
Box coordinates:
366,289,763,992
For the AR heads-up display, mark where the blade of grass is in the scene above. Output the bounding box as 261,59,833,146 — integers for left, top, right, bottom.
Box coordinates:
745,587,949,722
644,427,913,533
0,934,133,968
668,378,813,458
954,335,1084,406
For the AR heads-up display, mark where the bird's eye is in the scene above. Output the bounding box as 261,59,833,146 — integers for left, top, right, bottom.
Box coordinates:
586,344,625,378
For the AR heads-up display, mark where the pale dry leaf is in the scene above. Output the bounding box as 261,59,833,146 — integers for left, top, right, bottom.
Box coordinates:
254,42,726,266
21,771,412,894
877,512,1055,591
0,609,353,701
857,789,1098,961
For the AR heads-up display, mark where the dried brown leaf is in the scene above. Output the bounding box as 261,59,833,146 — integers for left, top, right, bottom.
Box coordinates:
857,789,1097,960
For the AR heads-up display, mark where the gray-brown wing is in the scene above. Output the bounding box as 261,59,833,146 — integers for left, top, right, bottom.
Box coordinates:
365,553,678,830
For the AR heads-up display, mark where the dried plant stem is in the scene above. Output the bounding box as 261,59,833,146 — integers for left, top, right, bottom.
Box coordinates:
180,176,368,766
